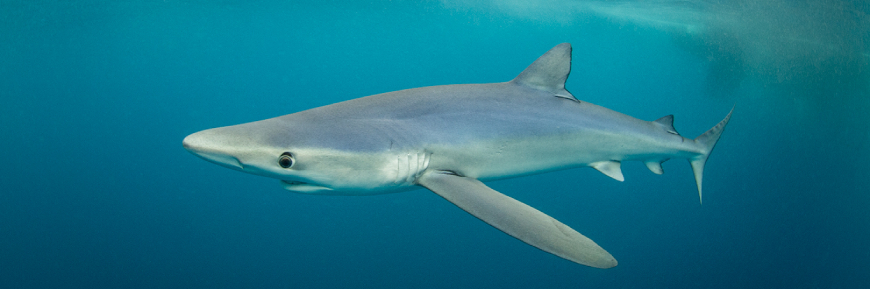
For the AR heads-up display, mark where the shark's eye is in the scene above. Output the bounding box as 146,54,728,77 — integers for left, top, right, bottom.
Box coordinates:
278,152,294,168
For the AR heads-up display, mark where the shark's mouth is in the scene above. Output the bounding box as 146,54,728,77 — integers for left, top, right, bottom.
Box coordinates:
280,180,333,193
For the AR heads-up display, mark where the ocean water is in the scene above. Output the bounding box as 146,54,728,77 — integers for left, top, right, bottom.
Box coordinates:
2,0,868,288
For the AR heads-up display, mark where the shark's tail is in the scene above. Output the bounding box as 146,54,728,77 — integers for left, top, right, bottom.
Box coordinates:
689,107,734,204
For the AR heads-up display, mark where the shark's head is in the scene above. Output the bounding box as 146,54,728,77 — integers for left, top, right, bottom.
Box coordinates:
183,116,410,195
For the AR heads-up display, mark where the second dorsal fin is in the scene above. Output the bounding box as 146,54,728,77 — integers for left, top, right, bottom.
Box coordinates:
653,115,680,135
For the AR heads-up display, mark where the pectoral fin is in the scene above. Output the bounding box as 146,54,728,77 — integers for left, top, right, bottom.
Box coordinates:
417,171,617,268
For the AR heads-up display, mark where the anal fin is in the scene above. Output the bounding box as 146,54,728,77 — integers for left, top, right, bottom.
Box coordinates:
644,160,665,175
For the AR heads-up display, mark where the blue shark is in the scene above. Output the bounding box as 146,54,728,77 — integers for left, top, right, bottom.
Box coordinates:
182,43,732,268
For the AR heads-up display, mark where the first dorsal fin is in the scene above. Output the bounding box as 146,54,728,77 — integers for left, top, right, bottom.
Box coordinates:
653,115,680,135
511,43,577,101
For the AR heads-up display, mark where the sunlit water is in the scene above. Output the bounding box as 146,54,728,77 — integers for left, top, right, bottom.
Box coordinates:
2,1,868,288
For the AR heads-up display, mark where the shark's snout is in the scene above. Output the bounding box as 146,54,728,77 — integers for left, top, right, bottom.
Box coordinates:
183,131,244,170
181,133,200,151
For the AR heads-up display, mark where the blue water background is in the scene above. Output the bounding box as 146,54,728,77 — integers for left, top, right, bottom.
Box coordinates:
2,1,868,287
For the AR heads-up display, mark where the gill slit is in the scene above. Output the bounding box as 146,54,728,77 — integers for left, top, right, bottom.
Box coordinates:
394,151,431,184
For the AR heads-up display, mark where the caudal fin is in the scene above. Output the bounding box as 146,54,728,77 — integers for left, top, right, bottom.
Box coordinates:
689,107,734,204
